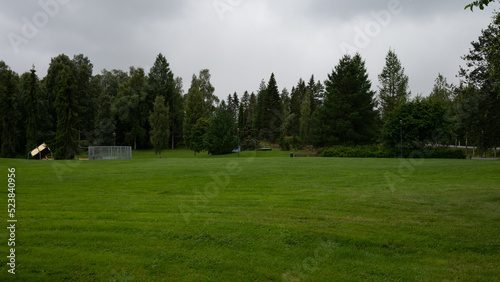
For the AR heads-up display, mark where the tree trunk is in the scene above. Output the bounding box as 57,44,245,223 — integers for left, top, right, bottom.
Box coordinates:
159,151,162,159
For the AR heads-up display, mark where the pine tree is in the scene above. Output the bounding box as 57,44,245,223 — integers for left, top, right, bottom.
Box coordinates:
52,66,79,159
149,96,170,159
311,54,379,147
378,49,410,121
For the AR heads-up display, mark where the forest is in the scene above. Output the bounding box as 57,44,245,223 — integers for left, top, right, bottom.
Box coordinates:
0,12,499,159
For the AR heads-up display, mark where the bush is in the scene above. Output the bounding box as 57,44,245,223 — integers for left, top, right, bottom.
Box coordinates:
279,137,290,151
290,136,303,151
320,146,466,159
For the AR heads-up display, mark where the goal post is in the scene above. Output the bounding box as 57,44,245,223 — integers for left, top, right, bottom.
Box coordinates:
88,146,132,160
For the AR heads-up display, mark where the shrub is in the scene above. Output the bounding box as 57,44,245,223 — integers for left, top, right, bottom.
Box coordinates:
290,136,303,151
279,137,290,151
320,146,466,159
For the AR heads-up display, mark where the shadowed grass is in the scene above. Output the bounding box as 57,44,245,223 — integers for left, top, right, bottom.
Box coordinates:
0,151,499,280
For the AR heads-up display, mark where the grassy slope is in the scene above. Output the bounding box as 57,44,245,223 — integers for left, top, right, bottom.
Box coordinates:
0,151,499,281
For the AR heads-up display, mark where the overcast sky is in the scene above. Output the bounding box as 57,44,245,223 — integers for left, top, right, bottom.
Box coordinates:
1,0,497,100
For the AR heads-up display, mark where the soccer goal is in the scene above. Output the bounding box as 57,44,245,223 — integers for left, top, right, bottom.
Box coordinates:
88,146,132,160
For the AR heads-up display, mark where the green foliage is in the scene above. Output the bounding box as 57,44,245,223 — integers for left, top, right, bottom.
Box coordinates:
465,0,496,10
92,76,115,146
289,79,307,136
149,96,170,158
290,135,303,151
278,136,290,151
44,54,76,140
52,66,79,159
253,74,283,142
299,89,313,144
190,117,210,155
308,74,324,109
148,53,175,107
198,69,218,117
429,73,453,104
252,80,267,134
72,54,95,140
311,53,379,147
22,66,40,152
0,62,21,158
148,54,183,149
320,145,466,159
383,97,450,149
378,49,410,121
458,11,500,149
184,74,206,149
114,67,149,150
204,101,237,155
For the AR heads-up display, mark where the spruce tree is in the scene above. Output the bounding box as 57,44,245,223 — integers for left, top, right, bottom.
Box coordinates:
311,54,378,147
264,73,283,142
52,66,79,159
378,49,410,121
24,66,40,152
204,101,237,155
148,54,182,149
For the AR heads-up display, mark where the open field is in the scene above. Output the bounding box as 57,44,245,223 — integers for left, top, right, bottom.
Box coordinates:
0,151,499,281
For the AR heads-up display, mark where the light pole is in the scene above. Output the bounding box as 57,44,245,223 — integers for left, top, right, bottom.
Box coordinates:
237,128,240,158
400,120,403,159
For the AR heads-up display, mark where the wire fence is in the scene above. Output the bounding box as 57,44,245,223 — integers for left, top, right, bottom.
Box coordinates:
88,146,132,160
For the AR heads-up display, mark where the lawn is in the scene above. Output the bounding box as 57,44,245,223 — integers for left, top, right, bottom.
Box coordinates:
0,151,499,281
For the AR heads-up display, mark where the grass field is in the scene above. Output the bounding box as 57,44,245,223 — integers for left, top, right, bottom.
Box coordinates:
0,150,499,281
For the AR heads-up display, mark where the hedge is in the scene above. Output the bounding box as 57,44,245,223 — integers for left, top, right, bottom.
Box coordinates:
319,146,466,159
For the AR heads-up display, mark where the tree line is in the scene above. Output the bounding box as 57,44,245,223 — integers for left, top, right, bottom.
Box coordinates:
1,12,499,159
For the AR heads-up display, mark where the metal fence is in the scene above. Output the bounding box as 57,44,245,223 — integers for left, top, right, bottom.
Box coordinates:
88,146,132,160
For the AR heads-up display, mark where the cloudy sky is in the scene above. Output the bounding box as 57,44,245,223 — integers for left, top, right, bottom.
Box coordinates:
1,0,497,100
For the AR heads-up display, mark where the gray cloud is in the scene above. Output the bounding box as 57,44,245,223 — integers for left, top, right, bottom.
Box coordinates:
0,0,497,99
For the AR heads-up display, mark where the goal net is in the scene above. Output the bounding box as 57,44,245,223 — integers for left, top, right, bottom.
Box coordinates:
88,146,132,160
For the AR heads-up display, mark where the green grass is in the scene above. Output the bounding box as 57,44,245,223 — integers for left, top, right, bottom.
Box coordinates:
0,151,499,281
